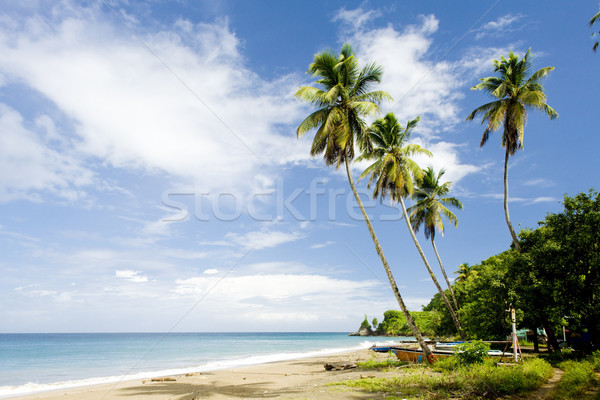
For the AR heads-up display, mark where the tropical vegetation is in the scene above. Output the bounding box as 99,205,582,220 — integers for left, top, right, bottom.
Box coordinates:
422,190,600,351
466,49,558,252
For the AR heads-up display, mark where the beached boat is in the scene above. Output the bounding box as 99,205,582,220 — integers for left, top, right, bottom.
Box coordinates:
370,343,507,362
434,341,465,350
391,347,453,362
370,345,452,362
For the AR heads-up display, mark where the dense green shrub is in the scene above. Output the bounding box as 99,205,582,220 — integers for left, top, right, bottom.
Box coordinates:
454,340,490,365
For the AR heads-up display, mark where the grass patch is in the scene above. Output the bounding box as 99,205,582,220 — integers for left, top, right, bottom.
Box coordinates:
337,357,553,399
547,351,600,399
357,358,408,370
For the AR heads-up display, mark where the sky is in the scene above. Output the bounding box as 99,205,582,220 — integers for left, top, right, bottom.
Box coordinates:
0,0,597,333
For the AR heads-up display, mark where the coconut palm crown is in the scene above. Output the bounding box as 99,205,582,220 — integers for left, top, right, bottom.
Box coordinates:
357,113,431,199
408,167,463,242
295,43,390,166
466,49,558,154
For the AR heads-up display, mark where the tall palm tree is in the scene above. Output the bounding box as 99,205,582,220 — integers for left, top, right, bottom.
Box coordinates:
358,113,465,339
408,167,463,312
466,49,558,252
591,7,600,51
295,44,433,361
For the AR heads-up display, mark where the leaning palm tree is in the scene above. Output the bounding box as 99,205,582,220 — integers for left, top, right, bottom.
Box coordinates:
591,6,600,51
358,113,465,339
408,167,462,312
466,49,558,252
295,44,433,361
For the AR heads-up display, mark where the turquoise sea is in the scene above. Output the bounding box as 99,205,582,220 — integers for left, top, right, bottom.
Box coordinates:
0,332,408,398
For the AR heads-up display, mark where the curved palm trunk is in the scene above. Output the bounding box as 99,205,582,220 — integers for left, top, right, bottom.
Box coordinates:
431,238,459,313
504,150,522,252
398,196,465,340
344,159,433,363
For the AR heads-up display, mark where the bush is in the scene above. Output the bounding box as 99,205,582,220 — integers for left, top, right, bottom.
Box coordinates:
454,340,490,366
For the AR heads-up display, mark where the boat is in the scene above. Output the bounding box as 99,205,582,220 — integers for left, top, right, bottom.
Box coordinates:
370,343,508,363
391,347,453,362
370,345,453,362
434,341,465,350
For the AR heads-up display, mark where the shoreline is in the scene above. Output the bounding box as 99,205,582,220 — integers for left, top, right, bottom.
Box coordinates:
1,333,405,398
7,348,396,400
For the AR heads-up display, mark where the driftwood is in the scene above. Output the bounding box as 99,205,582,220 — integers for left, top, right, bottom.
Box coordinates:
324,362,357,371
149,377,177,382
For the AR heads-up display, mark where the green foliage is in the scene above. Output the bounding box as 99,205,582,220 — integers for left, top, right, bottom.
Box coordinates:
371,317,378,329
377,310,437,336
338,358,553,399
426,253,513,340
423,190,600,346
509,190,600,348
454,340,490,366
295,43,390,166
466,48,558,155
359,314,371,330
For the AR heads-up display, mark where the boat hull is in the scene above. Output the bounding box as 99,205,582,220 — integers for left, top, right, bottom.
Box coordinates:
391,347,453,362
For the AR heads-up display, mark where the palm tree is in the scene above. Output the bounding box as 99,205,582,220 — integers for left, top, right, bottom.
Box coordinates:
591,7,600,51
408,167,463,312
358,113,465,339
294,44,433,361
466,49,558,252
455,262,473,284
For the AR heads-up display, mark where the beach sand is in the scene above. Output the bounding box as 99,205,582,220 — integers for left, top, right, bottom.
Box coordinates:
11,348,402,400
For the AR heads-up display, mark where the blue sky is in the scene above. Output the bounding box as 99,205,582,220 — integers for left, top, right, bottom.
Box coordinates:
0,0,597,333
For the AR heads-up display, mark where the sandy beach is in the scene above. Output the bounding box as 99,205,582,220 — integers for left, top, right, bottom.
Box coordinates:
10,348,402,400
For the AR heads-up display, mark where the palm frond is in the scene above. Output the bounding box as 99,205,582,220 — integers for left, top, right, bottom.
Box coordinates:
297,107,330,137
589,9,600,26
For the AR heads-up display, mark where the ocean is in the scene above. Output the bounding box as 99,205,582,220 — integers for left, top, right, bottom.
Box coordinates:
0,332,407,398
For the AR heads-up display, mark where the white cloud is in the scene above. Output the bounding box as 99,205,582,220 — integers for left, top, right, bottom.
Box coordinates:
0,5,309,198
339,13,482,183
412,141,480,184
475,14,524,40
173,273,379,303
310,240,335,249
349,15,461,132
0,104,94,201
225,228,303,250
203,268,219,275
332,7,381,31
523,178,555,188
115,269,148,283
